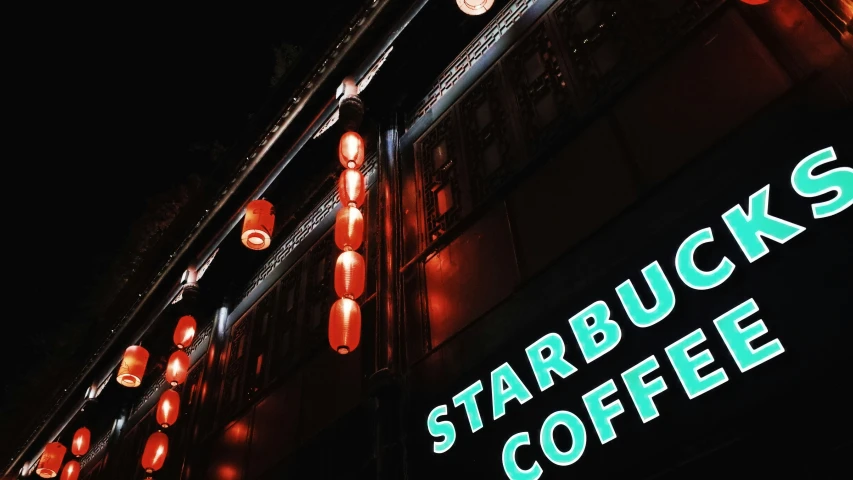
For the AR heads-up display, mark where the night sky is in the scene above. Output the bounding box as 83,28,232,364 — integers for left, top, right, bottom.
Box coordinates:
2,5,354,462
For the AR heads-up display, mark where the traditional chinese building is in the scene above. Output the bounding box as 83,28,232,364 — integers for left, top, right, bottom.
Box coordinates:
6,1,852,479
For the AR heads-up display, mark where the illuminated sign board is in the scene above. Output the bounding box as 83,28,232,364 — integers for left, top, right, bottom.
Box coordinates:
424,147,851,479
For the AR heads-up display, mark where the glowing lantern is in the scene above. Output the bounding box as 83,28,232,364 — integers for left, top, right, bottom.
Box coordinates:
335,206,364,251
141,432,169,474
740,0,768,4
334,251,366,299
156,389,181,428
60,461,80,480
241,199,275,250
70,428,90,457
339,131,365,169
36,442,66,478
456,0,494,15
329,298,361,355
117,346,149,387
338,169,365,207
165,350,190,386
173,315,197,349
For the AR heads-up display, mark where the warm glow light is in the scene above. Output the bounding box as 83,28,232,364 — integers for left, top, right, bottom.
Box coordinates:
141,432,169,473
338,168,366,208
740,0,769,4
156,389,181,428
334,251,366,299
117,346,149,388
36,442,66,478
241,199,275,250
70,428,90,457
173,315,197,349
329,297,361,355
165,350,190,386
339,131,366,169
456,0,494,15
60,461,80,480
335,205,364,251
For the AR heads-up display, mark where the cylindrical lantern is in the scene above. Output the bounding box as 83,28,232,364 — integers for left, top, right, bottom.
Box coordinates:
173,315,197,349
337,169,365,208
241,199,275,250
329,298,361,355
334,206,364,251
456,0,495,15
59,461,80,480
141,432,169,474
339,131,365,169
117,346,149,388
165,350,190,386
156,389,181,428
334,251,366,299
36,442,66,478
70,427,90,457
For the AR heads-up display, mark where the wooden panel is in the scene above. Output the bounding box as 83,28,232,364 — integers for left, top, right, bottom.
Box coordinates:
247,376,303,479
297,348,363,443
205,412,252,480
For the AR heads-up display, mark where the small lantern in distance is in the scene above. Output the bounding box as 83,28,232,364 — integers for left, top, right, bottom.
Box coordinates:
339,131,365,169
173,315,197,349
36,442,66,478
141,432,169,475
117,346,149,388
165,350,190,386
241,199,275,250
334,251,366,299
60,461,80,480
329,297,361,355
156,389,181,428
335,206,364,252
337,169,366,208
456,0,494,15
70,427,90,457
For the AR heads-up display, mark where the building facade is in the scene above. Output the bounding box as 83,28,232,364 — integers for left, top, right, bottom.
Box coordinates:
7,0,852,479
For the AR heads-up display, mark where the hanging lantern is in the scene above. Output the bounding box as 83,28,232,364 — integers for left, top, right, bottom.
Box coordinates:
339,131,365,169
36,442,66,478
456,0,494,15
241,199,275,250
173,315,197,349
140,432,169,474
334,251,366,299
117,346,149,388
335,206,364,251
165,350,190,386
59,461,80,480
156,389,181,428
329,298,361,355
337,169,365,207
70,427,90,457
740,0,768,4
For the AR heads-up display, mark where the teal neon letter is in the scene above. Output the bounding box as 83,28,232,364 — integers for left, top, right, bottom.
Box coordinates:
616,260,676,327
540,411,587,466
525,333,577,392
491,362,534,420
675,228,736,290
791,146,853,219
665,328,728,399
713,298,785,372
502,432,543,480
427,405,457,454
620,355,668,423
452,380,485,433
569,301,622,364
722,185,806,263
581,379,625,445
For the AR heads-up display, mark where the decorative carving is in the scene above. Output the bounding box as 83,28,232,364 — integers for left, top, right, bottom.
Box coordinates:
131,376,165,418
222,314,251,419
416,114,466,241
185,321,213,358
303,233,338,350
79,433,109,468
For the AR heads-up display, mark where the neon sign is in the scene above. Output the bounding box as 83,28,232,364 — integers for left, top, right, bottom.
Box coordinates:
426,147,852,479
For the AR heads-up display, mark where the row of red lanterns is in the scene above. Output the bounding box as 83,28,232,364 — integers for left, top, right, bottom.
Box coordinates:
34,425,89,479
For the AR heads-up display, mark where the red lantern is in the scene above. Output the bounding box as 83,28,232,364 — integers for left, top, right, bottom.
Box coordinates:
70,427,90,457
156,389,181,428
241,199,275,250
140,432,169,474
337,169,365,207
173,315,197,349
335,206,364,251
740,0,768,4
117,346,149,388
456,0,494,15
334,251,366,299
329,298,361,355
59,461,80,480
36,442,66,478
165,350,190,386
339,131,365,169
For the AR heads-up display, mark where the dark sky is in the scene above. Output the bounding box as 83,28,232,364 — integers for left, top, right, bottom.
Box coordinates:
3,5,353,462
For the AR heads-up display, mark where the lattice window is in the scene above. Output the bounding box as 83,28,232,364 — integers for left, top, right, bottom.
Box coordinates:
221,314,251,419
303,233,338,351
274,262,302,374
247,285,278,396
417,113,467,241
